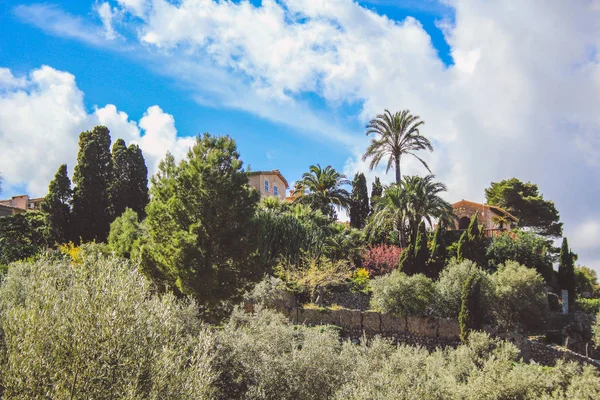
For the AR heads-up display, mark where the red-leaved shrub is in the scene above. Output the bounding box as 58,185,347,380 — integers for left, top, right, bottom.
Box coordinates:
362,244,403,276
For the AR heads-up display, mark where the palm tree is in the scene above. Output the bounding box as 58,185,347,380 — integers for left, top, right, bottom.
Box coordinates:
367,183,409,246
366,175,454,247
295,164,351,220
363,109,433,184
402,175,455,244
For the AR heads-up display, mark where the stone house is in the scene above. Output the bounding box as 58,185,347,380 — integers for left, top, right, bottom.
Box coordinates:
451,200,518,237
248,170,289,200
0,195,43,217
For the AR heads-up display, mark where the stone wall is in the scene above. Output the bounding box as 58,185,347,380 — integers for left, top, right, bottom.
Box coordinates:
320,291,371,311
526,338,600,368
277,307,460,350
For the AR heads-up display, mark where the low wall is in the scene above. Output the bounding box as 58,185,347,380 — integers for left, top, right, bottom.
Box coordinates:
275,306,460,350
526,338,600,368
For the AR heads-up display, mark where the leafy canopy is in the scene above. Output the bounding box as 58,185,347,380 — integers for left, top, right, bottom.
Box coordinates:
485,178,562,238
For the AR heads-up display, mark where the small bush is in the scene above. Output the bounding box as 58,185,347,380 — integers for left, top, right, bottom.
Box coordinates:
370,270,434,316
362,244,402,276
243,275,294,309
576,298,600,314
433,258,489,318
489,260,548,330
350,267,371,293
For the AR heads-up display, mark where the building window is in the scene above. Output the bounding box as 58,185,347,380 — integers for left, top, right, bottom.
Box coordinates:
264,180,269,192
274,186,278,196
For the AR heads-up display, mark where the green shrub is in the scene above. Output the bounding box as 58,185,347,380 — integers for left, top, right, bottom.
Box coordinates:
576,298,600,314
243,275,293,308
212,307,354,400
0,255,215,399
489,260,548,330
370,270,434,316
433,258,489,318
593,311,600,347
107,207,144,258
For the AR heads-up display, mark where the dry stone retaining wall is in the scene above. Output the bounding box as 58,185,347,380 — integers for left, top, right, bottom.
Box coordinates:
277,307,460,350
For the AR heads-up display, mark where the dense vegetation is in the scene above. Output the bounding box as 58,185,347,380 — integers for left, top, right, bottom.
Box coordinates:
0,111,599,397
1,254,599,399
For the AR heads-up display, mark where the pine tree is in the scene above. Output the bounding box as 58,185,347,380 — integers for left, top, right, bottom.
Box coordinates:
72,126,113,243
558,237,575,309
457,214,487,267
427,223,447,279
41,164,73,243
459,272,483,342
141,134,264,321
370,177,383,214
349,173,369,229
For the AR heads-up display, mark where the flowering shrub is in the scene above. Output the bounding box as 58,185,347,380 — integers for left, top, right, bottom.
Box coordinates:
362,244,402,276
350,268,371,293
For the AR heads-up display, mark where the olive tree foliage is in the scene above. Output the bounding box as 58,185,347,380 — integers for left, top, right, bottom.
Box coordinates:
433,258,489,319
370,270,435,316
488,261,548,330
0,255,215,399
140,134,264,321
593,311,600,347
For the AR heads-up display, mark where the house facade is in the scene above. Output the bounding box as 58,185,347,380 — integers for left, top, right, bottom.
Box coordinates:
0,195,44,217
451,200,518,237
248,170,289,200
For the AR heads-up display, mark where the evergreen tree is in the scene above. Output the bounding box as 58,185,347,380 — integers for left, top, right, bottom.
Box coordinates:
140,134,264,321
558,237,576,309
427,223,447,279
457,214,487,267
111,140,149,219
72,126,113,243
370,177,383,214
413,221,429,275
459,273,483,342
41,164,73,243
349,173,370,229
111,139,131,220
398,243,414,275
127,144,149,218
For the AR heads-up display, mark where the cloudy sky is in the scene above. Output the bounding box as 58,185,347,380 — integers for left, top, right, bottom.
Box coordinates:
1,0,600,271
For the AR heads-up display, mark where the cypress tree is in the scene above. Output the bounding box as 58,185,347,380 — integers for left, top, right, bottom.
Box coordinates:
427,223,446,279
370,177,383,214
72,126,113,243
398,243,415,275
41,164,73,243
459,273,483,342
349,173,369,229
110,140,149,219
127,144,149,218
111,139,131,220
457,214,487,267
414,221,429,274
558,237,575,309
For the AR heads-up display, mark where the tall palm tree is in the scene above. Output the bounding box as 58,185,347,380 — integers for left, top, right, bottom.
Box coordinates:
295,164,351,220
363,109,433,184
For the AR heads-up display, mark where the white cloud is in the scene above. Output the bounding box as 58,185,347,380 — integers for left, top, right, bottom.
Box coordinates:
11,0,600,271
0,66,193,197
94,2,119,40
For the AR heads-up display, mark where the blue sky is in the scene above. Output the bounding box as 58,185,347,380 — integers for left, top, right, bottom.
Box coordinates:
2,0,600,272
0,0,452,188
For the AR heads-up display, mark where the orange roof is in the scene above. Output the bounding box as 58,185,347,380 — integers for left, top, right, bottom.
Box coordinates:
248,170,289,188
451,199,519,222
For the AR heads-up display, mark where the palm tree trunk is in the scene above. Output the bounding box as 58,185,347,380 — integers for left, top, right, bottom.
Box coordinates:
395,157,401,185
